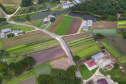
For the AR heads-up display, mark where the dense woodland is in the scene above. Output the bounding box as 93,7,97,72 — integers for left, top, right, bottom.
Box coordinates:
37,66,82,84
70,0,126,21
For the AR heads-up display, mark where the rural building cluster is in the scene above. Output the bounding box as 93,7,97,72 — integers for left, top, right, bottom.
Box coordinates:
43,15,56,25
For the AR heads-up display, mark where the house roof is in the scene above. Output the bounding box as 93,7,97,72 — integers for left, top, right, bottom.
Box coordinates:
108,55,117,63
87,20,92,26
97,78,108,84
85,60,97,67
92,52,105,61
44,21,49,24
83,26,88,30
105,64,113,70
1,28,11,33
48,15,55,18
12,30,21,34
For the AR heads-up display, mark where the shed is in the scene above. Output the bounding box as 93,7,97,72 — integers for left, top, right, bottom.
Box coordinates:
83,26,88,31
1,28,11,33
48,15,55,18
87,20,92,26
92,52,105,62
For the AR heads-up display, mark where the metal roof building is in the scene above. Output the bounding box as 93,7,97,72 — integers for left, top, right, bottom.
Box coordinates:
87,20,93,26
92,52,105,61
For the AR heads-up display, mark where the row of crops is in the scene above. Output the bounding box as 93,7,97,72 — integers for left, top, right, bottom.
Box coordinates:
68,36,99,59
7,39,59,55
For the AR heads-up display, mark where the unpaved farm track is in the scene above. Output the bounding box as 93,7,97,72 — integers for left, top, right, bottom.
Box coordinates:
66,18,82,35
49,16,64,33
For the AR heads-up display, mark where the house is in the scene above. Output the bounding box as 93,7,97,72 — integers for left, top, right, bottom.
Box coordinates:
107,55,118,63
48,15,56,18
43,18,50,22
12,30,23,36
84,60,98,70
92,52,105,62
83,26,88,31
87,20,93,27
61,1,74,9
44,21,49,25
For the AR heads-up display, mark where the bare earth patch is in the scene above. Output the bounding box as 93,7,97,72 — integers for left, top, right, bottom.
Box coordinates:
93,21,117,30
50,57,72,70
18,77,36,84
29,46,66,66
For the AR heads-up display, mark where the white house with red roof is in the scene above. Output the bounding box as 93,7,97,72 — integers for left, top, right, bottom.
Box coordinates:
84,60,98,70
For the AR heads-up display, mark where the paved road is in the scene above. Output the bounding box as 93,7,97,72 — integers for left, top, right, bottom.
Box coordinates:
0,7,83,81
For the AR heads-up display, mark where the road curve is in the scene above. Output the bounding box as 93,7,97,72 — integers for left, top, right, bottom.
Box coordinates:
0,7,83,81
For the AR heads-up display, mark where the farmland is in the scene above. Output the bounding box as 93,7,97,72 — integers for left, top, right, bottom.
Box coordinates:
28,46,65,66
118,21,126,29
93,21,117,30
55,16,73,35
2,30,52,49
93,29,116,36
67,34,99,59
18,77,36,84
0,10,4,18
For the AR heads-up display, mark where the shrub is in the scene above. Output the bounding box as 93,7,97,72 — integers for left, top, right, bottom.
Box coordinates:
7,33,15,38
73,55,81,62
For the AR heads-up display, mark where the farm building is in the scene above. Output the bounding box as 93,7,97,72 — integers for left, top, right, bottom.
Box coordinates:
107,55,118,64
92,52,105,62
83,26,88,31
84,60,98,70
87,20,92,27
12,30,23,36
48,15,56,18
60,1,74,9
43,18,50,22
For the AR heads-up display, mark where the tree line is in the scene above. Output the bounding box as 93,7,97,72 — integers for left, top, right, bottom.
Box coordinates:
70,0,126,21
37,66,82,84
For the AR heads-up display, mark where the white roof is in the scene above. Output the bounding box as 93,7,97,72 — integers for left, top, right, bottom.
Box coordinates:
92,52,105,61
1,33,5,38
12,30,21,34
74,0,81,4
83,26,88,30
87,20,92,26
48,15,55,18
1,28,11,33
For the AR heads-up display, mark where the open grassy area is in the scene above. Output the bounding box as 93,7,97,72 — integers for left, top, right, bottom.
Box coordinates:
118,21,126,29
118,21,126,24
6,63,51,84
79,64,98,80
93,29,117,35
7,39,59,55
54,16,73,35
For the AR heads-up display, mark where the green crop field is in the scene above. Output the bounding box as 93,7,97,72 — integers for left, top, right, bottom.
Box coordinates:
8,39,59,55
68,36,99,59
54,16,73,35
93,29,116,35
118,21,126,24
118,21,126,29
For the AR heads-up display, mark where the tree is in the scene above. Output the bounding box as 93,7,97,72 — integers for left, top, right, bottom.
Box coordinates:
0,63,5,71
123,34,126,39
25,14,31,21
7,33,14,38
114,63,119,69
73,55,81,62
37,0,44,4
95,33,104,39
21,0,33,7
50,18,55,22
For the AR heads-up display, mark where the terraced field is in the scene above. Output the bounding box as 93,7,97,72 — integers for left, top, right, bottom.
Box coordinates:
68,36,99,59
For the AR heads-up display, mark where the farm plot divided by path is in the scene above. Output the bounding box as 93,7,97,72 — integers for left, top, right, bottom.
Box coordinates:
65,33,99,60
28,46,66,66
118,21,126,29
2,30,52,49
52,16,82,35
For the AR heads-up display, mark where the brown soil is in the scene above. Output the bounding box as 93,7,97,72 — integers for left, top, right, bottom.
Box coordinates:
65,18,82,35
50,57,72,70
18,77,36,84
63,33,92,42
29,46,65,66
93,21,117,30
49,16,64,33
118,24,126,26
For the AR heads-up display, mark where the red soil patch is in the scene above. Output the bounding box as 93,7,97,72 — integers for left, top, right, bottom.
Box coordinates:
63,33,92,42
93,21,117,30
50,57,72,70
49,16,64,33
18,77,36,84
65,18,82,35
29,46,65,66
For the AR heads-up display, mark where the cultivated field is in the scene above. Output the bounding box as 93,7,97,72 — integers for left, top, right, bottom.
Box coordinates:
28,46,65,66
66,18,82,35
63,33,92,42
118,21,126,29
0,0,21,5
93,29,116,35
18,77,36,84
2,30,52,49
93,21,117,30
50,57,72,70
55,16,73,35
49,16,64,33
67,35,99,59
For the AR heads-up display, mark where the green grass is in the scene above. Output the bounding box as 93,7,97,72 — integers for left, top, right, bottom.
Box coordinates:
118,26,126,29
5,6,16,14
99,69,108,76
102,39,124,58
118,21,126,24
6,63,51,84
8,39,58,55
76,45,99,59
54,16,73,35
0,40,2,49
93,29,116,35
6,45,26,51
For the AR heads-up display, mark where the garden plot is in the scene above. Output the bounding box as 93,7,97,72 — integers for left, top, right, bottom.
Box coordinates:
2,30,52,49
53,11,68,15
118,21,126,29
68,36,99,59
18,77,36,84
93,21,117,30
28,46,65,66
50,57,72,70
